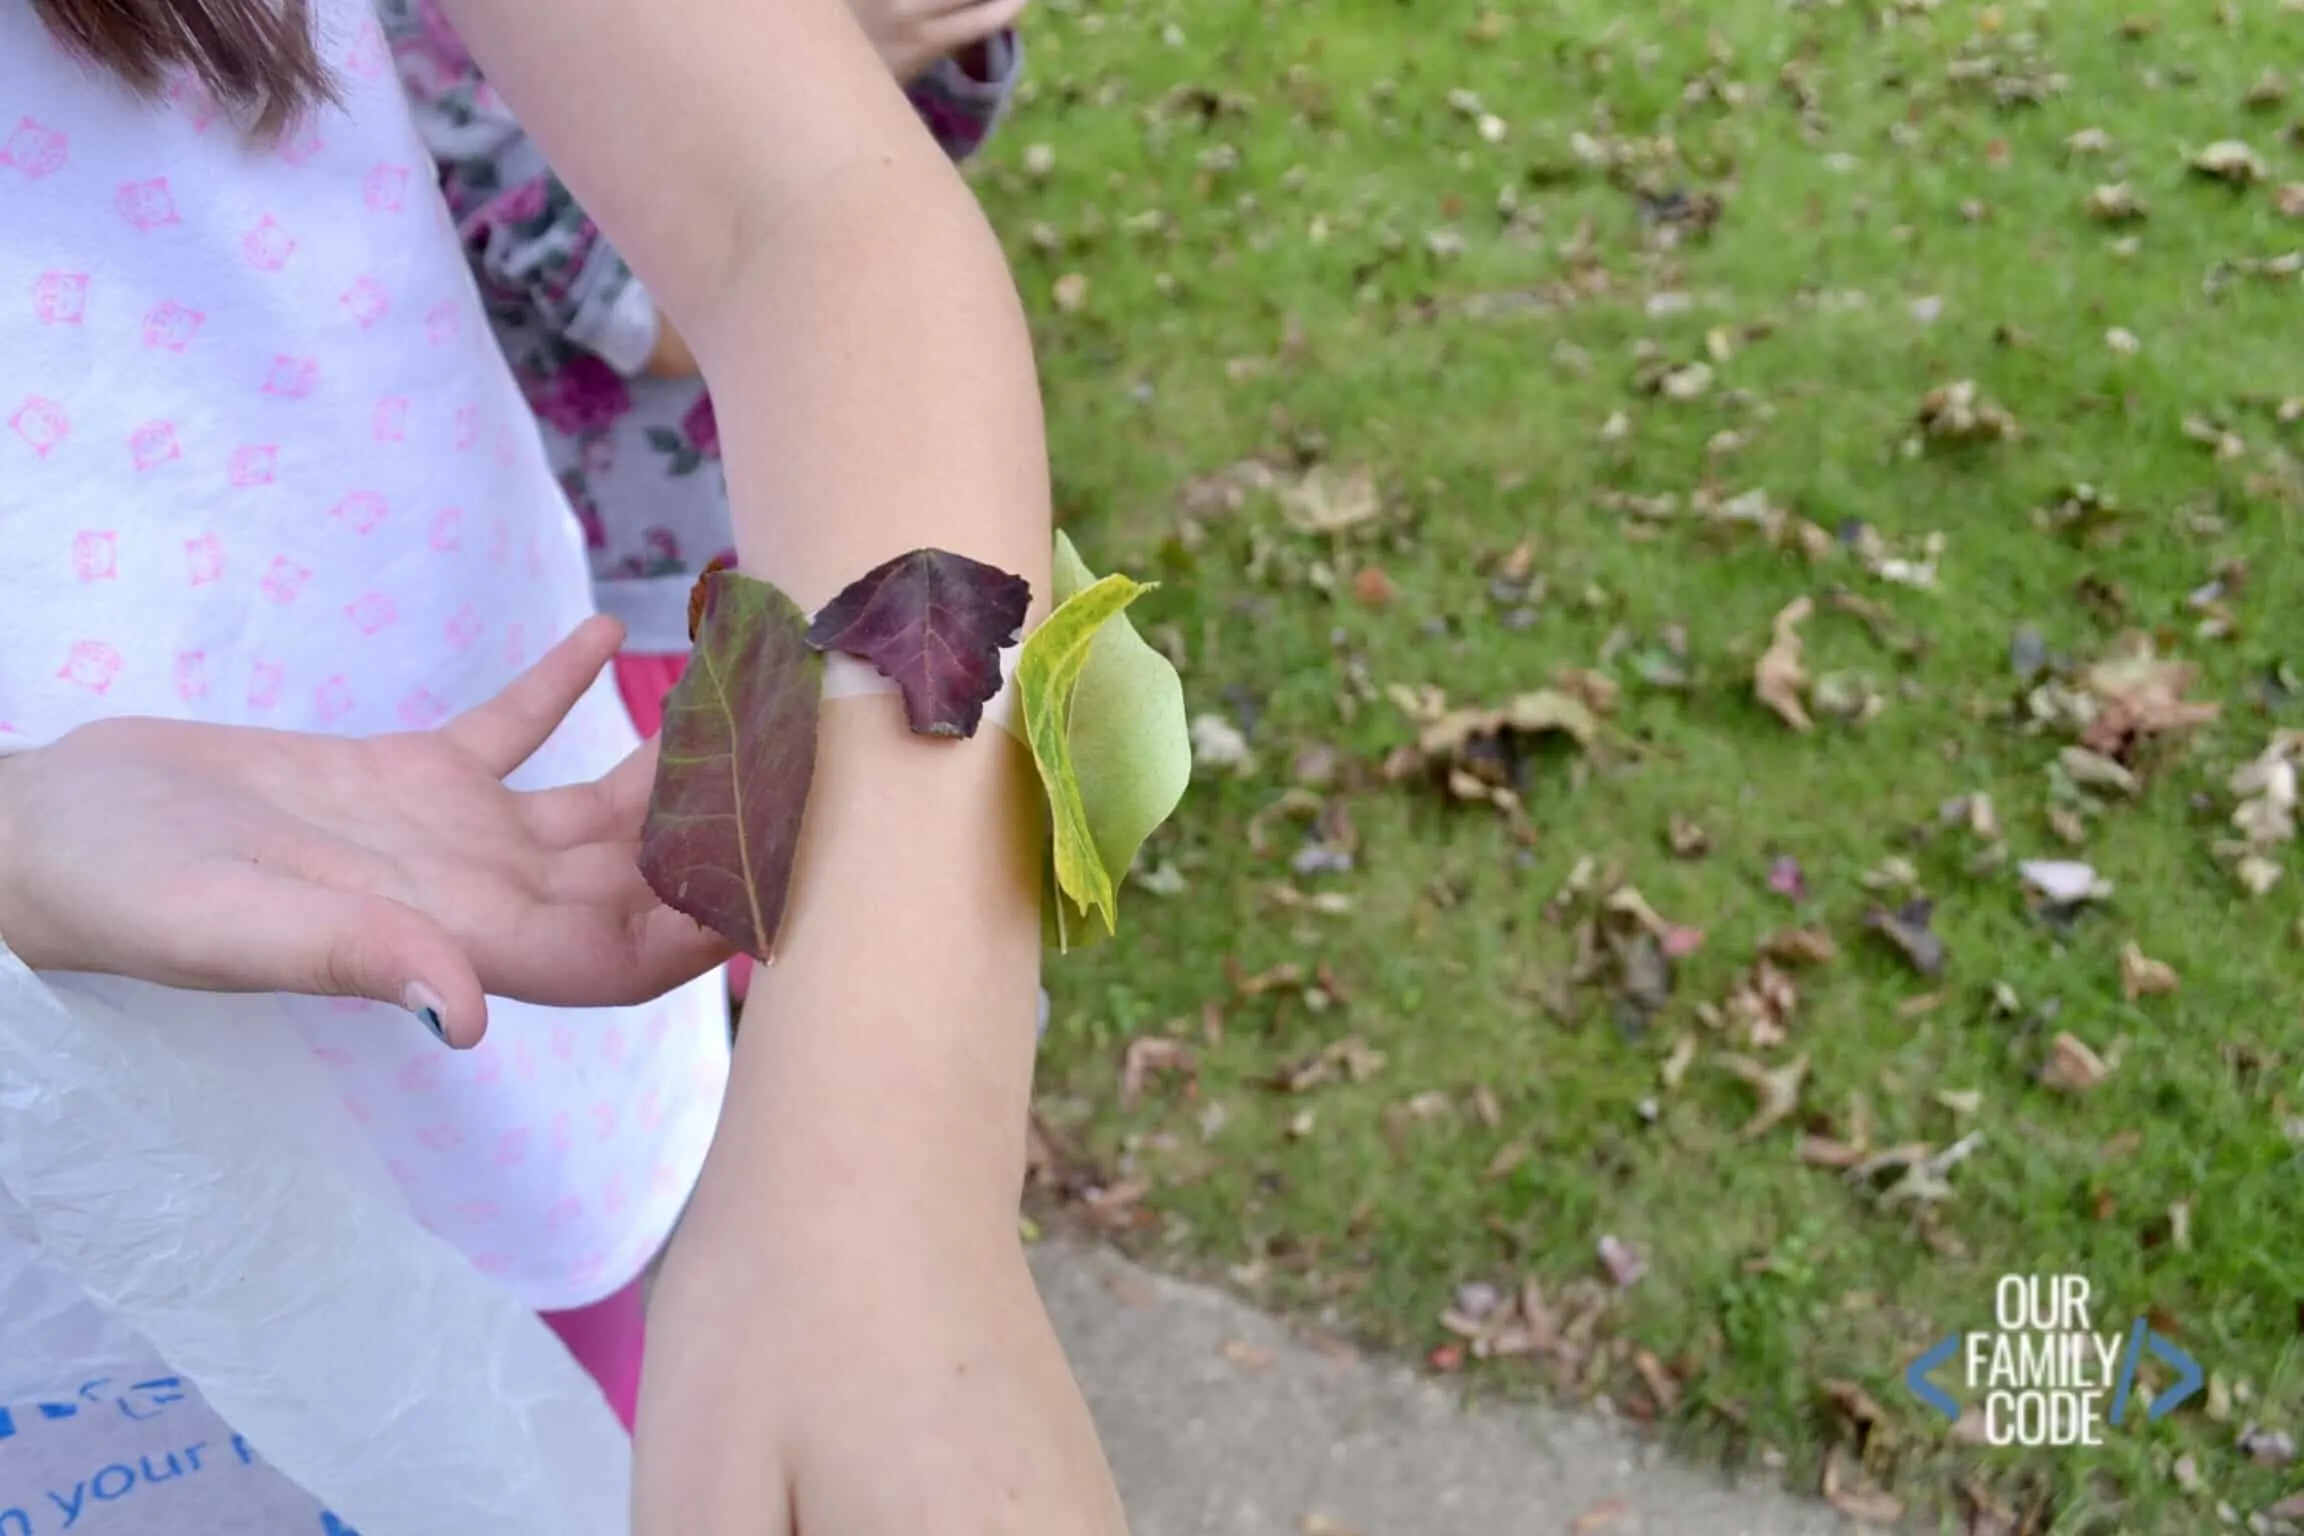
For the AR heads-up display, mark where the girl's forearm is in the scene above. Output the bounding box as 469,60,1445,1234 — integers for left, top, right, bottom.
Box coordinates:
439,0,1054,1166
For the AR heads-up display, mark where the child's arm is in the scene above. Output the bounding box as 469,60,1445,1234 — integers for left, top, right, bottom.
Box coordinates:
392,17,1023,385
420,1,1123,1530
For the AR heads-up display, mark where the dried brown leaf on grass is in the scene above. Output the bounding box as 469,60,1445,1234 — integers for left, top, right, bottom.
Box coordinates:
1598,1234,1647,1288
2077,636,2220,758
1720,1051,1809,1139
1269,1035,1387,1094
1755,595,1814,730
1821,1447,1905,1526
1279,465,1383,534
2192,139,2268,185
2119,941,2179,1001
1915,380,2020,445
2041,1031,2115,1093
2085,181,2148,222
1120,1035,1197,1108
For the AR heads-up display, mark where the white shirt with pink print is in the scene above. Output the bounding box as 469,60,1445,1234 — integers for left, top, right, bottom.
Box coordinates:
0,0,727,1314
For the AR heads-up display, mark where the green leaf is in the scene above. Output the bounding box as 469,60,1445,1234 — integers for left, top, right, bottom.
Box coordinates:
645,427,685,455
1020,534,1192,949
637,569,822,961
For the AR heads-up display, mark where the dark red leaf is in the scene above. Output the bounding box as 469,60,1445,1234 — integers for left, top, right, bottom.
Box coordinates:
640,569,822,961
804,548,1031,737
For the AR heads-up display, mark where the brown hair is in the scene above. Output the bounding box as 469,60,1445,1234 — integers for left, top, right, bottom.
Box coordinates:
31,0,336,139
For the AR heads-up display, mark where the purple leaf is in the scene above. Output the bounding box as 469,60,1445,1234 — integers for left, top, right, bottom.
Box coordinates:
805,548,1032,738
1767,855,1808,901
639,569,822,962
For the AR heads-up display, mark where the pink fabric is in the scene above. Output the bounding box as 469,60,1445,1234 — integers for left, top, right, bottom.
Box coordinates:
539,1275,647,1433
610,650,687,738
613,652,753,1002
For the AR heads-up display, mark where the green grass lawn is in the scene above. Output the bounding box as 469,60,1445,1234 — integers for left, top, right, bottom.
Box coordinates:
977,0,2304,1527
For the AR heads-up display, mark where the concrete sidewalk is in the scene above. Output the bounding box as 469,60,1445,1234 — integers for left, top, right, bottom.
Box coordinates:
1031,1240,1857,1536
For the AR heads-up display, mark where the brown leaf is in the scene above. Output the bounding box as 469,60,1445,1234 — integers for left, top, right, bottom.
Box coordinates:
1667,814,1712,858
1821,1448,1905,1526
1486,1139,1531,1179
1762,926,1839,966
1634,1348,1682,1413
1754,596,1815,730
2266,1491,2304,1520
1822,1379,1892,1435
1271,1034,1386,1094
1598,1234,1647,1288
1916,380,2020,445
1350,565,1397,608
2192,140,2268,185
1102,1274,1159,1308
2085,182,2148,222
1219,1339,1276,1372
2079,639,2220,755
2041,1031,2114,1093
1570,1498,1631,1534
2119,940,2179,1001
2059,745,2139,796
1800,1135,1868,1168
1721,1052,1809,1139
1120,1035,1197,1108
1280,465,1382,535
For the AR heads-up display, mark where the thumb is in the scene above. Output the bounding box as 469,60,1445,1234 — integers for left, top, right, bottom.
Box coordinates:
233,875,491,1048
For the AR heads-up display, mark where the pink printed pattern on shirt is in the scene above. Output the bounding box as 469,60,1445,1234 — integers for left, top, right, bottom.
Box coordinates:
71,530,116,581
142,300,204,352
1,115,67,178
185,533,225,585
56,640,122,695
32,272,87,324
116,178,179,230
229,445,278,486
0,0,727,1311
127,420,180,471
10,395,68,457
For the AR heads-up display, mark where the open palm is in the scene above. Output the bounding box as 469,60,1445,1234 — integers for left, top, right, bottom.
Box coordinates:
0,618,729,1046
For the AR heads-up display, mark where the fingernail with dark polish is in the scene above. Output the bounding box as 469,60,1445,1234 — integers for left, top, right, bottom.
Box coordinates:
403,983,452,1046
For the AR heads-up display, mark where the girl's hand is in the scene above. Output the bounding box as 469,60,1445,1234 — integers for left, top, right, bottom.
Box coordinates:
0,617,727,1047
844,0,1025,85
642,1206,1129,1535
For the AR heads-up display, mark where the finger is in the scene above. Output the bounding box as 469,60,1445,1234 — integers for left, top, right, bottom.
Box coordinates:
540,840,661,908
927,0,1025,47
925,0,1018,20
521,736,661,849
441,615,626,778
473,898,732,1008
200,869,492,1047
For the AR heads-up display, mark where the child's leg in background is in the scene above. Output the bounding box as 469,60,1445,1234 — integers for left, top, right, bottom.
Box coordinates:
539,1278,648,1432
615,652,755,1001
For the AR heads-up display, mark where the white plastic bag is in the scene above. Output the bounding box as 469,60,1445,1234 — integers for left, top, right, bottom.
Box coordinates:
0,949,632,1533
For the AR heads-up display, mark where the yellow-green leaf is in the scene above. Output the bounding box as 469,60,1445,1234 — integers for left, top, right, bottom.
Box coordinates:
1041,534,1191,949
1019,571,1148,939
